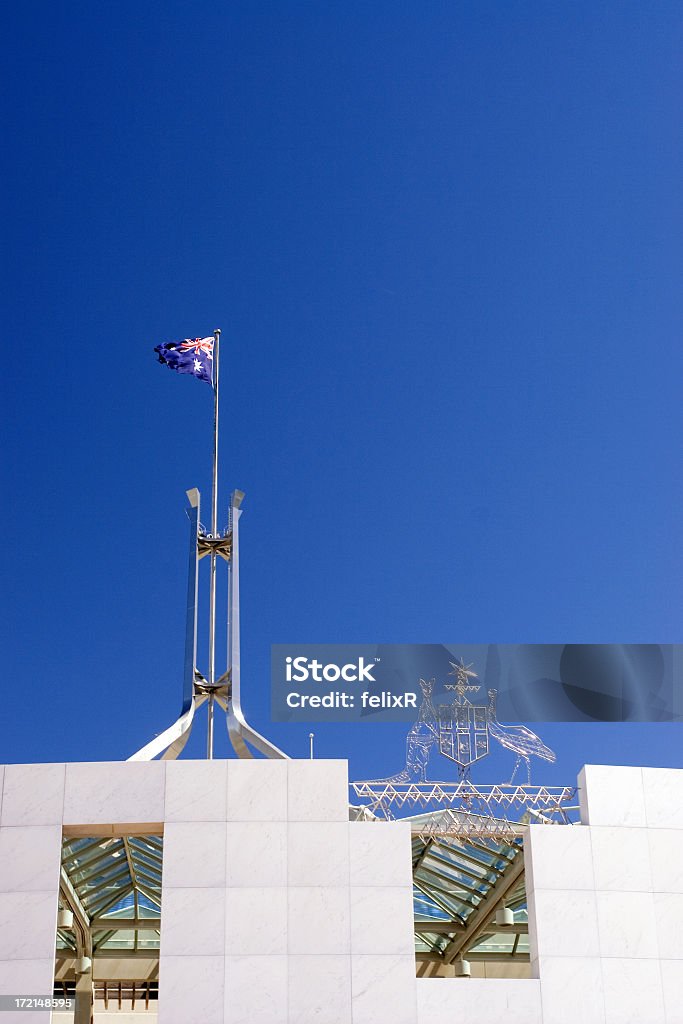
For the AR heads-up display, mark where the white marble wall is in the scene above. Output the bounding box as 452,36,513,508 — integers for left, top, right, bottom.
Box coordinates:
0,758,417,1024
0,764,65,1023
158,758,418,1024
417,977,542,1024
523,765,683,1024
2,759,682,1024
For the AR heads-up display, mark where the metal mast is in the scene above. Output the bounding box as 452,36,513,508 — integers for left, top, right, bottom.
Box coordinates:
207,327,220,758
129,327,286,763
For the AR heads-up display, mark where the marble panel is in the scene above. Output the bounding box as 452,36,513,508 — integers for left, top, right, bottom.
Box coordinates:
287,821,349,887
0,957,54,995
349,822,412,888
590,826,653,892
417,976,487,1021
527,889,539,962
1,764,65,827
654,892,683,959
416,978,542,1024
643,768,683,830
0,1014,50,1024
224,887,287,955
225,822,286,887
0,892,57,960
63,761,165,826
578,765,646,828
530,888,600,958
649,830,683,894
288,955,352,1024
661,959,683,1024
0,826,61,893
162,821,226,889
600,957,666,1024
160,887,225,956
224,954,287,1024
525,823,595,890
498,978,544,1024
227,760,287,822
350,887,414,955
288,760,348,822
165,759,228,822
157,954,224,1024
351,955,418,1024
288,887,350,954
596,891,658,958
537,955,606,1024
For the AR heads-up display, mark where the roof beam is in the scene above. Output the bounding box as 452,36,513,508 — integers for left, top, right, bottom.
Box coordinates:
59,866,90,935
417,861,484,897
59,866,92,960
91,917,161,930
87,881,135,919
417,921,528,936
412,837,435,870
122,836,139,933
81,864,131,897
427,851,496,886
57,949,160,960
136,882,162,908
62,843,124,874
442,850,525,963
416,951,530,963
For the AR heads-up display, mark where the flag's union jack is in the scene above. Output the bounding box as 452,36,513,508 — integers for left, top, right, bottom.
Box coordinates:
177,337,214,359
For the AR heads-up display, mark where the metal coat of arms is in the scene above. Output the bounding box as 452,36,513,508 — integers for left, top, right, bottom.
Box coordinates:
361,657,557,786
352,657,572,837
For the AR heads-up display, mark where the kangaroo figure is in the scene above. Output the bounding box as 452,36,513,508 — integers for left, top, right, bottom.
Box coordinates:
366,678,439,783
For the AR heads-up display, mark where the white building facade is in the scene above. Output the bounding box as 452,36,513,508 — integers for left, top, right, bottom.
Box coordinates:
0,759,681,1023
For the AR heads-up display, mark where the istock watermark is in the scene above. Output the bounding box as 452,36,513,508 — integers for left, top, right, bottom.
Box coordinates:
285,655,378,683
272,644,420,721
271,644,683,724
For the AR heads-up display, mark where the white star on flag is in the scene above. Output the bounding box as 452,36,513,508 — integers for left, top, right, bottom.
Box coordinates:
193,358,202,374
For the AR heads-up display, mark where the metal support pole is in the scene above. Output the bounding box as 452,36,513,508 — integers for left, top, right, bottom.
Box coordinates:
207,327,221,759
74,970,92,1024
207,692,215,759
309,733,315,759
225,490,287,759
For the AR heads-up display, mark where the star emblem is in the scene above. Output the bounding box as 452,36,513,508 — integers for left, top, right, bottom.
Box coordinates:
193,358,203,374
446,659,480,704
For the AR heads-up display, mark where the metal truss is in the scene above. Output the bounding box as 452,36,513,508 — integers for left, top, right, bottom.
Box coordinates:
351,781,577,839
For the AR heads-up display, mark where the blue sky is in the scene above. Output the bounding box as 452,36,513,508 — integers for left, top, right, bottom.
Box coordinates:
2,2,682,785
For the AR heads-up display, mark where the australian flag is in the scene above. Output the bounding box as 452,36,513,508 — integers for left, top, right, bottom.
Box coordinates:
154,337,214,386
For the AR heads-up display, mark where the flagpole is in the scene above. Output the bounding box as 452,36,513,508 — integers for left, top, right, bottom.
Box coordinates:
207,327,221,759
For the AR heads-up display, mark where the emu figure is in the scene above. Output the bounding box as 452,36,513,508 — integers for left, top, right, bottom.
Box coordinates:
486,688,556,784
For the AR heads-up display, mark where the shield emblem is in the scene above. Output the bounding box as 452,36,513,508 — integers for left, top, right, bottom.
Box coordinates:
437,703,489,767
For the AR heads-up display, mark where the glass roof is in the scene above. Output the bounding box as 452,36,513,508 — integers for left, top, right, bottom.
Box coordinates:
58,821,536,967
410,814,528,963
58,835,162,955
